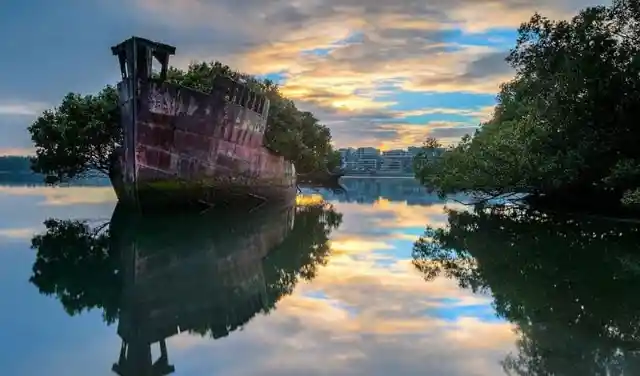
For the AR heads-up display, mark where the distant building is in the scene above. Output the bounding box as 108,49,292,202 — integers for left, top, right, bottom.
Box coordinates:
356,147,379,159
407,147,422,156
343,160,358,170
381,149,408,158
356,158,379,171
339,145,447,174
380,158,403,172
381,149,413,173
338,148,357,169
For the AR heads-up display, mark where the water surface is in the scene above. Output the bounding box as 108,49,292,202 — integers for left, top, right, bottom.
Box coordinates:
1,177,638,375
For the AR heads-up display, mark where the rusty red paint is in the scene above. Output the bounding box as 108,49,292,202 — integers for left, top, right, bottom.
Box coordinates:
111,37,296,208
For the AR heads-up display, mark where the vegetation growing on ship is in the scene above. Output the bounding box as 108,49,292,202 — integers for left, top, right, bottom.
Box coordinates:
415,0,640,206
28,61,340,184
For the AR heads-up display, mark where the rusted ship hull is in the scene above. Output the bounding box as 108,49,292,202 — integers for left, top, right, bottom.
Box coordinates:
110,37,296,209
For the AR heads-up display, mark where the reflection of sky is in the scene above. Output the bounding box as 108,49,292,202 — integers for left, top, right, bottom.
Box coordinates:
0,180,515,376
0,185,118,376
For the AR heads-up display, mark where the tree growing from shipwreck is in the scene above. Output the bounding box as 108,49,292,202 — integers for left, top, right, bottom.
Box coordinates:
28,61,341,184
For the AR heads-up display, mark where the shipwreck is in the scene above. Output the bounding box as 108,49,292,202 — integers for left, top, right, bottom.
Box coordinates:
109,36,297,209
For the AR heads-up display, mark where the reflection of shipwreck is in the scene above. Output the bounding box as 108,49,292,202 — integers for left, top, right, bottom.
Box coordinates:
110,203,295,376
27,192,342,375
109,36,296,209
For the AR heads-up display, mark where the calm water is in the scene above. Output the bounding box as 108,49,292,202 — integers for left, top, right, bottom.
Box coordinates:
1,177,639,375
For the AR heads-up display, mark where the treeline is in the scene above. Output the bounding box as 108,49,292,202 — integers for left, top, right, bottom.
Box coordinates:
0,156,31,173
0,156,109,185
415,0,640,208
0,156,45,184
28,61,341,185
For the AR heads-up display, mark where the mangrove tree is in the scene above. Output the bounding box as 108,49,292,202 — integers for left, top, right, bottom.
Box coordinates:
28,61,340,184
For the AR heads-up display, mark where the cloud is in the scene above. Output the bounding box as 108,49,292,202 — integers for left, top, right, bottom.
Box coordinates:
134,0,595,100
0,227,38,239
330,121,479,148
0,0,603,153
0,101,49,116
400,50,514,94
131,0,568,149
400,106,495,121
0,147,35,156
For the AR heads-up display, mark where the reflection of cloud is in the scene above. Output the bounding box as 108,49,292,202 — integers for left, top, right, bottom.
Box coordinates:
336,199,467,230
295,194,325,206
330,237,396,255
163,251,514,375
0,186,116,206
0,180,516,375
389,232,421,242
158,195,515,375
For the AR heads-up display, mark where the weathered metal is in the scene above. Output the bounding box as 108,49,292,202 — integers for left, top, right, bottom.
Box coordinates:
109,36,296,209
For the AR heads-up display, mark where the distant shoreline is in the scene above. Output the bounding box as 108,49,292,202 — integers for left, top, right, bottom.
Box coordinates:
342,174,416,178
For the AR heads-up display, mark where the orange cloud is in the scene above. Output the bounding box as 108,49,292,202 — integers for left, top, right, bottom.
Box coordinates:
130,0,589,148
0,147,35,156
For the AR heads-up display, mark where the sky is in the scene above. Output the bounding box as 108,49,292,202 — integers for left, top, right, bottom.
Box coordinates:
0,0,606,155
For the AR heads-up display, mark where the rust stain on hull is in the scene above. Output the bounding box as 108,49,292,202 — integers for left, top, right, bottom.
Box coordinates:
110,37,296,208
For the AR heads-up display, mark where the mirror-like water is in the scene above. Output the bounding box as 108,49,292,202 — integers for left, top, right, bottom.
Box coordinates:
1,177,638,375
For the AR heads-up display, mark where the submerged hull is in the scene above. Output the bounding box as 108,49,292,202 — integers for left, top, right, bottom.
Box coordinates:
110,37,296,208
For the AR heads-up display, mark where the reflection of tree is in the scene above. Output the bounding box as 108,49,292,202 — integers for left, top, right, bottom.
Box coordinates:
263,203,342,307
28,198,342,375
412,205,640,376
30,219,121,323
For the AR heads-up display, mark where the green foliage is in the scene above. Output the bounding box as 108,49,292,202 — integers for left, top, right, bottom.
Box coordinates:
412,137,443,174
621,188,640,206
325,150,342,172
412,205,640,374
28,60,338,184
172,62,341,174
416,0,640,205
30,219,120,324
28,87,121,184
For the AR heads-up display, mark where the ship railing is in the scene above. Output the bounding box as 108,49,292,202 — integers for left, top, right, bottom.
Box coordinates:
211,75,269,118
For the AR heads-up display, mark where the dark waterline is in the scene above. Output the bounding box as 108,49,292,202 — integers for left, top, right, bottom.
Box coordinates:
1,177,639,375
